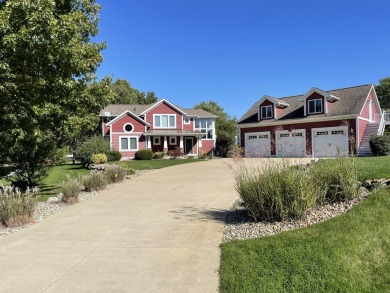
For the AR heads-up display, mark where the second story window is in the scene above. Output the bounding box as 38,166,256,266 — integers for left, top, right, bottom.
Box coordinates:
261,105,273,119
195,118,214,139
308,99,322,114
154,114,176,128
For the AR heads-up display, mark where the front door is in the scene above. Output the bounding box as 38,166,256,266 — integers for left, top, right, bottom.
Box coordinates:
184,137,193,154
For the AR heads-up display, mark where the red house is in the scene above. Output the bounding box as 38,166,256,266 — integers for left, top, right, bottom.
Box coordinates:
100,99,217,159
237,84,387,157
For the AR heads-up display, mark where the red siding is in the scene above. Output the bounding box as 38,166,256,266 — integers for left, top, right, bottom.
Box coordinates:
145,102,184,130
111,134,145,159
259,100,274,120
102,117,110,136
240,119,357,156
201,140,214,155
306,93,325,115
360,89,379,121
183,118,194,131
110,114,146,133
358,118,369,147
327,101,333,112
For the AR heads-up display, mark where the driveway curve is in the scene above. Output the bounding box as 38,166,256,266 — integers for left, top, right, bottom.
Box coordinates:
0,159,237,293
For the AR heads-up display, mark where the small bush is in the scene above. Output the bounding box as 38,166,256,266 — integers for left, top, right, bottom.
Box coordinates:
370,135,390,156
105,166,127,184
82,171,107,192
153,151,165,159
107,150,122,161
75,136,110,168
0,185,38,227
198,151,207,159
167,147,183,159
134,149,153,160
235,163,317,221
91,153,108,164
61,176,81,204
312,158,360,204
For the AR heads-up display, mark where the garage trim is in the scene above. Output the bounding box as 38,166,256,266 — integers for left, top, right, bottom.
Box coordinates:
244,131,271,157
311,126,349,157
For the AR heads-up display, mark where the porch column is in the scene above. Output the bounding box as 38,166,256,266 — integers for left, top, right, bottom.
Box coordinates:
146,136,151,149
163,136,168,151
198,137,202,155
180,136,184,153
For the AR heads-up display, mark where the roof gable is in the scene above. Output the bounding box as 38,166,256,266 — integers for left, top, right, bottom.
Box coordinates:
140,99,186,115
106,110,150,127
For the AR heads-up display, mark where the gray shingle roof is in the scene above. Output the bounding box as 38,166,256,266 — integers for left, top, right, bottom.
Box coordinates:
238,84,373,124
99,102,217,118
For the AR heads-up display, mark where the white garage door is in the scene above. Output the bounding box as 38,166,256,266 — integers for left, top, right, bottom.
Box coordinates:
245,132,271,157
276,130,306,157
312,126,349,157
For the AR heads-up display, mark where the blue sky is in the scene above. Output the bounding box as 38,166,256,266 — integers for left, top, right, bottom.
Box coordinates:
95,0,390,118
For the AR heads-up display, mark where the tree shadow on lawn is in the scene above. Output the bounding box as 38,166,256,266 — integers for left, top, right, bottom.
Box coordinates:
37,183,59,201
169,205,229,222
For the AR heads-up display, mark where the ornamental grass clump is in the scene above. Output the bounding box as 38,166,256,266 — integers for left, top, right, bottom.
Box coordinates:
82,171,107,192
312,158,360,205
234,160,317,221
61,176,81,204
105,166,127,184
0,185,38,227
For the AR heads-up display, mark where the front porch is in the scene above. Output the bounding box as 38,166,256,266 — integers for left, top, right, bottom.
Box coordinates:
144,130,205,156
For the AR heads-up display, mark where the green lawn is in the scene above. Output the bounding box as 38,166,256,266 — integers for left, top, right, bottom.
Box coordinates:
114,157,200,170
220,156,390,293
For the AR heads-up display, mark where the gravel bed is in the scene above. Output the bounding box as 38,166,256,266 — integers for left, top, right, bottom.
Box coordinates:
223,189,370,242
0,170,147,238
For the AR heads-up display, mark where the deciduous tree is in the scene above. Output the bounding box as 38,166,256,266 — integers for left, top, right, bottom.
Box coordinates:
376,77,390,110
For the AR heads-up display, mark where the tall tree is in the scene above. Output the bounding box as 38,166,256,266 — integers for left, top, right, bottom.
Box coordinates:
110,78,158,104
0,0,111,185
194,101,237,157
376,77,390,110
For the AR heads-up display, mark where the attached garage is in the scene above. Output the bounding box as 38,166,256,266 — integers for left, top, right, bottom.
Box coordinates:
312,126,349,157
245,131,271,157
275,129,306,157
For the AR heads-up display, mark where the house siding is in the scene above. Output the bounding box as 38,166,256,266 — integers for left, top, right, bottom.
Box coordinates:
110,114,146,133
183,118,194,131
240,119,356,156
361,89,379,121
111,134,146,159
358,118,369,147
201,140,214,155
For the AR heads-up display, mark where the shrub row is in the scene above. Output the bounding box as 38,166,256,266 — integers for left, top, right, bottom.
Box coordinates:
370,135,390,156
235,158,360,222
0,185,38,227
61,165,134,203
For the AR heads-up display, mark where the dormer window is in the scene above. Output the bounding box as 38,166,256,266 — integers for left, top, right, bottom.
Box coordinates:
261,105,273,119
308,99,322,114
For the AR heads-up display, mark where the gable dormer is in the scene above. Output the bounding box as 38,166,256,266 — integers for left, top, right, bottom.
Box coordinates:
257,95,289,121
299,88,340,116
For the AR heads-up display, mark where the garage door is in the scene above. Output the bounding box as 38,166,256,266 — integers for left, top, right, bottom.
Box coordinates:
312,126,349,157
276,130,306,157
245,132,271,157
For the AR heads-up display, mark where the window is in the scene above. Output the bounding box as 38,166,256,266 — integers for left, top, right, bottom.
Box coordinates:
184,117,190,124
248,135,257,140
316,131,328,136
120,137,138,151
194,118,214,139
292,132,303,137
153,137,160,145
308,99,322,114
331,130,344,135
123,123,133,133
169,136,177,145
258,134,268,139
154,114,176,128
280,133,289,137
261,105,273,119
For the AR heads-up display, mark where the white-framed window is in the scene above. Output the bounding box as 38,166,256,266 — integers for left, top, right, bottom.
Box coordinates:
194,118,214,139
120,136,138,151
154,114,176,128
261,105,273,119
308,99,322,114
184,117,190,124
123,123,134,133
169,136,177,145
153,137,160,145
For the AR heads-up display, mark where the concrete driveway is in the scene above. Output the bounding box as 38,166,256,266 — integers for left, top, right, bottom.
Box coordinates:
0,159,238,293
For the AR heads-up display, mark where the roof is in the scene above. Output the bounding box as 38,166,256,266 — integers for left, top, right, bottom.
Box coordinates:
99,101,217,118
238,84,373,124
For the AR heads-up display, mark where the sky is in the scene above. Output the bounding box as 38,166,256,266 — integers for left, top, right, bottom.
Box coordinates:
95,0,390,118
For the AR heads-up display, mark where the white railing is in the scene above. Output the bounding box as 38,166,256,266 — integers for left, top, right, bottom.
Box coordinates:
376,113,385,135
384,111,390,123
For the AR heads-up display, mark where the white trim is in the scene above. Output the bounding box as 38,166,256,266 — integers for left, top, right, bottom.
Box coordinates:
140,99,187,115
359,85,382,116
356,117,359,149
169,136,177,145
106,110,150,127
311,126,348,158
119,136,139,151
260,105,273,119
237,114,358,128
299,87,328,102
357,116,370,122
123,123,134,133
153,114,176,128
368,100,373,121
153,136,161,145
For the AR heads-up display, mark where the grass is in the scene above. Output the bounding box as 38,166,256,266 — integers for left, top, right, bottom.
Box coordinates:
220,156,390,293
113,157,200,170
